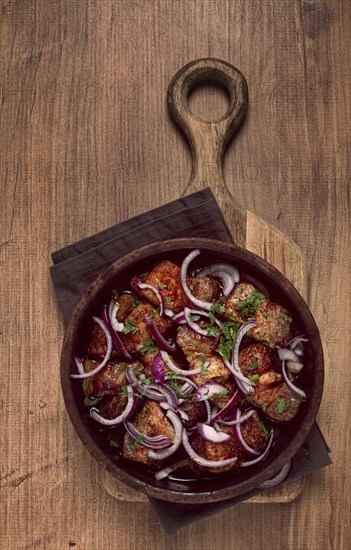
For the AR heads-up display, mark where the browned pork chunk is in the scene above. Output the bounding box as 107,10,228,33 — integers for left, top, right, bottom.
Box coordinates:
122,400,175,466
224,282,293,347
131,260,220,312
246,382,301,422
239,410,270,453
86,323,118,359
121,302,172,354
187,428,243,474
239,342,279,377
82,359,143,398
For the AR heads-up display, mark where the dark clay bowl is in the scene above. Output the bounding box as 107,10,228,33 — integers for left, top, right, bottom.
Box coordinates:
61,237,324,504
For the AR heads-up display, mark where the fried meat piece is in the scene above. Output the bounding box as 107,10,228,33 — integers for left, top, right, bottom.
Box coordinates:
121,302,172,354
239,410,269,453
86,323,118,359
122,400,175,466
187,428,244,474
239,343,279,377
224,283,293,347
247,382,301,422
82,359,143,398
131,260,220,312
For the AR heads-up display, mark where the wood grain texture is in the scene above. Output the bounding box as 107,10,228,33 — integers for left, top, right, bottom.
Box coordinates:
1,1,349,548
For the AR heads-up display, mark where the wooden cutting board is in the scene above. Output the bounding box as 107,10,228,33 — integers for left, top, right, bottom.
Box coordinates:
100,58,306,504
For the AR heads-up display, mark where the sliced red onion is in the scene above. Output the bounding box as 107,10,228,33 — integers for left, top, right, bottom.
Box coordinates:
204,399,212,424
277,348,300,362
184,307,209,336
160,350,201,376
172,310,201,324
148,410,183,460
151,352,165,383
164,308,174,318
180,250,212,311
197,423,232,443
281,361,306,399
138,282,164,316
167,375,198,393
219,408,255,426
197,263,240,296
108,298,124,332
194,381,228,401
209,389,242,425
89,384,136,425
258,459,292,489
155,459,188,481
289,336,308,350
125,366,138,386
71,317,112,379
74,356,85,375
286,360,304,374
124,421,172,450
146,317,176,352
226,321,256,393
240,429,274,467
102,306,132,361
182,429,238,468
231,408,260,456
159,401,190,422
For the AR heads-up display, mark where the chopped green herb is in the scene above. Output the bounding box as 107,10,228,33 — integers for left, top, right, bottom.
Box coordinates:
84,396,94,406
277,398,287,413
165,296,172,303
206,325,219,337
141,272,149,278
157,283,167,290
143,377,151,385
247,361,258,371
279,312,293,323
200,357,209,375
210,302,225,315
127,433,144,452
248,374,259,382
262,402,269,412
262,311,269,318
141,406,148,418
150,310,157,318
236,290,265,319
140,338,157,355
109,438,119,448
122,318,139,334
215,376,225,383
216,388,229,398
216,321,240,361
258,421,269,439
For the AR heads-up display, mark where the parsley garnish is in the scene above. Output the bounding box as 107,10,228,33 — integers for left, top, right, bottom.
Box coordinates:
200,357,209,375
206,325,219,337
122,318,139,334
236,290,265,318
127,433,144,452
247,361,258,371
277,398,287,413
157,283,167,290
258,421,269,439
248,374,259,382
216,388,229,398
84,396,94,406
216,321,240,361
279,312,293,323
165,296,172,303
262,402,269,412
140,337,157,355
210,302,225,315
262,311,269,318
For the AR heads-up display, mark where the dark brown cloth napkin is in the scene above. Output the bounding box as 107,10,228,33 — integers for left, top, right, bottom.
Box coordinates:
50,188,331,533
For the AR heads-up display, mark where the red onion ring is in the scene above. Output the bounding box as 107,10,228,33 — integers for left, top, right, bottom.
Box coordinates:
197,423,232,443
124,421,172,450
146,317,176,352
197,262,240,296
180,249,212,311
155,459,188,481
194,381,228,401
74,356,85,375
231,408,260,456
219,408,255,426
258,459,292,489
182,429,238,468
209,389,242,425
240,429,274,467
160,350,201,376
138,282,164,316
148,410,183,460
71,317,112,379
102,306,132,361
108,298,124,332
151,352,165,383
281,361,306,399
225,321,256,393
89,384,136,425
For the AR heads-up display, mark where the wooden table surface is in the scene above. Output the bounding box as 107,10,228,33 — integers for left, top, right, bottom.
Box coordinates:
1,1,350,549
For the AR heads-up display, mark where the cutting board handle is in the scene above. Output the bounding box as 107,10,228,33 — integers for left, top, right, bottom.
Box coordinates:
167,58,248,190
